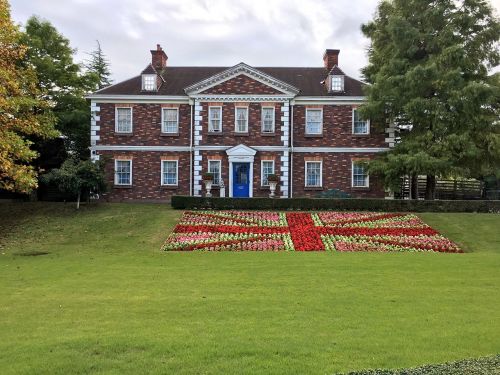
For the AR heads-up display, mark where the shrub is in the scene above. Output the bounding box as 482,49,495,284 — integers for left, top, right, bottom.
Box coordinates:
171,196,500,213
341,354,499,374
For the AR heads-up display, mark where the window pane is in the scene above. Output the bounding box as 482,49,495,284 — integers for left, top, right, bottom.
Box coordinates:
331,76,343,91
117,108,132,132
208,161,221,185
209,107,221,132
143,75,156,91
306,162,321,187
261,161,274,186
262,107,274,133
353,164,368,187
306,109,322,134
163,161,178,185
235,108,248,132
162,109,178,133
353,110,368,134
116,160,131,185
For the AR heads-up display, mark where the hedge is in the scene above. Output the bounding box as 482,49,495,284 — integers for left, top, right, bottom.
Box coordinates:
171,196,500,213
341,354,500,374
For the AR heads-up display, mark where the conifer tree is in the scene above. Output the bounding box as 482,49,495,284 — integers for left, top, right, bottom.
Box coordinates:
85,40,112,91
361,0,500,199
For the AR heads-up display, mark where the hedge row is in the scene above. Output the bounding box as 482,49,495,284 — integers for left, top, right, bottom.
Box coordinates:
341,354,500,375
171,196,500,213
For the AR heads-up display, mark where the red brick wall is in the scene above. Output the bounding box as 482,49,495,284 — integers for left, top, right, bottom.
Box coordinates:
98,103,191,146
292,105,386,147
291,152,384,198
200,75,281,94
99,151,191,201
199,102,283,146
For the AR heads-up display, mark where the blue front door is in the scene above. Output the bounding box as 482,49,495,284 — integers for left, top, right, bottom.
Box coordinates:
233,163,250,198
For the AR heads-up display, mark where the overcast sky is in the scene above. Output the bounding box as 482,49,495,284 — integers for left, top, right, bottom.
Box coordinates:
9,0,500,84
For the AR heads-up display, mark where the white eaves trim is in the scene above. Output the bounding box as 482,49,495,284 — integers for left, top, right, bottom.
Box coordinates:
293,96,366,105
294,147,388,153
92,145,191,152
90,145,291,152
85,94,190,104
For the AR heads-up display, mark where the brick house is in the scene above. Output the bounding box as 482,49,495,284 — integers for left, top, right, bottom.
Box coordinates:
88,45,394,201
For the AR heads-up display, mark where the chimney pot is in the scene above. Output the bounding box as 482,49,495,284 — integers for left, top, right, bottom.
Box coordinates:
323,49,340,71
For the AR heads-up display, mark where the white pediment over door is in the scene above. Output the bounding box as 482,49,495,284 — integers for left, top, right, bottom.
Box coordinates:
226,144,256,162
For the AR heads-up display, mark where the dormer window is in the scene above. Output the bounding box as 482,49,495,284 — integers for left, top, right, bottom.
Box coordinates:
142,74,157,91
331,75,344,92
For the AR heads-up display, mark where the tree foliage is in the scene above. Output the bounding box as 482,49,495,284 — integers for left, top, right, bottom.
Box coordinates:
361,0,500,197
41,157,108,209
0,0,57,193
20,16,93,159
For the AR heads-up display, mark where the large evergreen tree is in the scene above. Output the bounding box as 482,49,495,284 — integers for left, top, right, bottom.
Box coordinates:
0,0,57,193
85,40,112,91
21,16,92,160
361,0,500,199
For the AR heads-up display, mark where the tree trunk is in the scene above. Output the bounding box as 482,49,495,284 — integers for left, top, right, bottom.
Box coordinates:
425,175,436,200
410,174,419,200
76,191,81,210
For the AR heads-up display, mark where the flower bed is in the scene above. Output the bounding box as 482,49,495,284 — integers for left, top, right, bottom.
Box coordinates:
162,211,462,252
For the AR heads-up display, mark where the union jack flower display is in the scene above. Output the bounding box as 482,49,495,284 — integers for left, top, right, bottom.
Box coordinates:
162,211,462,253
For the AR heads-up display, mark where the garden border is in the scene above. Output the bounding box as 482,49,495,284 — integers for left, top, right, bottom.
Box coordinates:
171,196,500,213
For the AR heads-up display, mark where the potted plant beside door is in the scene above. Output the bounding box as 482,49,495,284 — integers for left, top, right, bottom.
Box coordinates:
267,174,280,198
202,173,214,197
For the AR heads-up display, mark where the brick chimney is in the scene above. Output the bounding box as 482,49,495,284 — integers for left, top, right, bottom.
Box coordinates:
151,44,168,70
323,49,340,71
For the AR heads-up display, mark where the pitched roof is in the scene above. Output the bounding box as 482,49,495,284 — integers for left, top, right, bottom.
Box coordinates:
94,66,366,97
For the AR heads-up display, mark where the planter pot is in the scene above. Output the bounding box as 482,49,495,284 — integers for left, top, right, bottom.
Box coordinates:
269,181,278,198
204,180,213,197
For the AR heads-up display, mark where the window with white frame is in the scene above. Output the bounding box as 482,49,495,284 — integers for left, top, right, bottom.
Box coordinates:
209,106,222,132
331,75,344,91
142,74,157,91
115,160,132,185
261,107,275,133
235,107,248,133
161,160,178,186
116,107,132,133
306,109,322,135
162,108,179,134
305,161,322,187
261,160,275,186
352,109,369,134
352,162,369,187
208,160,221,186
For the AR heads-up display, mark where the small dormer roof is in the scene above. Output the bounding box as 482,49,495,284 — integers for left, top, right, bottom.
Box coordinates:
327,65,346,76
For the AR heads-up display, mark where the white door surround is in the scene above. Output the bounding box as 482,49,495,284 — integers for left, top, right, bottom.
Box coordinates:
226,144,256,198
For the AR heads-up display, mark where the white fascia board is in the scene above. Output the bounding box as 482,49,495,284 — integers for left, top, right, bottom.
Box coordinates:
293,147,389,153
190,94,295,102
86,94,190,104
292,96,366,105
91,145,191,152
193,145,289,152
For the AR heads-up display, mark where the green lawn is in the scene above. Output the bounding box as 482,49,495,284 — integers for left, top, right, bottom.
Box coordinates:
0,203,499,374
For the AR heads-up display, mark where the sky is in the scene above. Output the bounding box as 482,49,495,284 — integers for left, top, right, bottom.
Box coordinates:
9,0,500,84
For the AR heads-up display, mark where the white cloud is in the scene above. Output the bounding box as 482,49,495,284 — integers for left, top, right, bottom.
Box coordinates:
9,0,499,83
